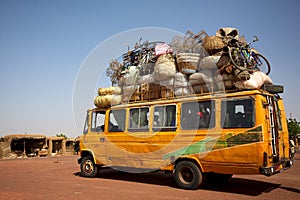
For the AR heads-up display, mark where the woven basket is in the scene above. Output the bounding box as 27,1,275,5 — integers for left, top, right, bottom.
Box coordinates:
203,36,224,55
176,53,200,74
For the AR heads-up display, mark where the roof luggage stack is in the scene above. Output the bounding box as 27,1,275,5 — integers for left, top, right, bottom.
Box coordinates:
95,28,281,108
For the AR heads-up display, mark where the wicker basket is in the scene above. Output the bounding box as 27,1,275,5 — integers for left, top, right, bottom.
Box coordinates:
203,36,224,55
176,53,200,74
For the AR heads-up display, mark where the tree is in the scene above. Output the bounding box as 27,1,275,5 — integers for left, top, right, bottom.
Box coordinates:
56,133,67,139
287,118,300,138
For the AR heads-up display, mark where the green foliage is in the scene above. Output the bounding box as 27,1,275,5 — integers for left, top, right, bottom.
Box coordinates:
287,118,300,137
56,133,67,139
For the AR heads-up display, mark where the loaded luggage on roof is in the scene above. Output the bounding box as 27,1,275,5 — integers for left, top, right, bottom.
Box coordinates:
96,27,278,108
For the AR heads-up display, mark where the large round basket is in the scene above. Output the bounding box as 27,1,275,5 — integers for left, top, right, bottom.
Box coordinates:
203,36,224,55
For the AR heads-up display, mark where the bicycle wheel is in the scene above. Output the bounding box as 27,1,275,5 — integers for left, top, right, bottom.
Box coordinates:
253,53,271,75
228,47,249,72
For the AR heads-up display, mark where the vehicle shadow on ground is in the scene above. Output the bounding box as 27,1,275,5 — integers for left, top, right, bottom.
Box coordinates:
74,168,298,196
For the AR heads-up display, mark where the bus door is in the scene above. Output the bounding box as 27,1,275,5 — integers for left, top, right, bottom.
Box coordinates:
88,111,107,160
266,96,280,162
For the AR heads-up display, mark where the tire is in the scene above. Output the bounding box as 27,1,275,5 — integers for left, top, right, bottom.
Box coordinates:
80,156,98,178
174,161,205,190
254,53,271,75
228,47,249,72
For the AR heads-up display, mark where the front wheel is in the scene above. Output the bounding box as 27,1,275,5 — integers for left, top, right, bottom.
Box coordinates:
80,156,98,178
174,161,206,190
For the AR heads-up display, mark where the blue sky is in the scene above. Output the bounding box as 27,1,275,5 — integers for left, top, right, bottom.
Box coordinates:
0,0,300,138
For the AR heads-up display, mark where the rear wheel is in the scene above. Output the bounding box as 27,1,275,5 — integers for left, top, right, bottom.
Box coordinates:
253,53,271,75
174,161,205,190
80,156,98,178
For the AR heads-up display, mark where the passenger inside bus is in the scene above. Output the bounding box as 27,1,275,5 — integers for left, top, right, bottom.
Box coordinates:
181,101,213,130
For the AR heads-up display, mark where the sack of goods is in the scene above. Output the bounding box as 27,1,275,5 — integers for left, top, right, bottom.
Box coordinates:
174,72,191,96
189,73,212,93
123,66,140,86
234,71,273,90
94,94,122,108
198,55,221,71
154,53,176,81
98,86,122,96
176,53,200,74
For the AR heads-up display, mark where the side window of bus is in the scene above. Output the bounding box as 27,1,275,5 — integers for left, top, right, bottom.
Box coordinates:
108,109,126,132
181,101,215,130
91,111,105,132
221,98,254,128
129,107,149,130
153,105,176,131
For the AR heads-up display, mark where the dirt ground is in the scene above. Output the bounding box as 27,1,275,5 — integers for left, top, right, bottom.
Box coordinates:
0,151,299,200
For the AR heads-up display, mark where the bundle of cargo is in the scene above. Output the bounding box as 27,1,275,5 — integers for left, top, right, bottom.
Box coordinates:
94,86,122,108
234,71,273,90
94,95,122,108
98,86,122,96
189,73,212,94
174,72,191,96
119,65,141,102
153,53,176,81
100,27,274,107
152,53,176,99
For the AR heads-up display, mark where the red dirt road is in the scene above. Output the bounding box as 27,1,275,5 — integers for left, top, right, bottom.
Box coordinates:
0,152,300,200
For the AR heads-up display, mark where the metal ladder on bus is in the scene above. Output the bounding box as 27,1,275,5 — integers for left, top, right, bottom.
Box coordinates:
267,96,277,157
